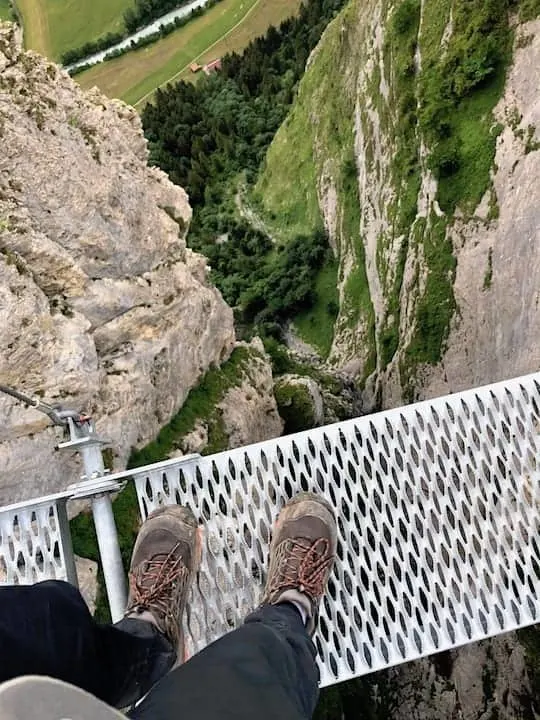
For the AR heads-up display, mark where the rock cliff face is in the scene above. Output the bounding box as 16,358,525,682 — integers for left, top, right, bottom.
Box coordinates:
422,23,540,401
176,339,284,455
0,24,235,504
257,2,540,409
217,339,284,448
384,636,532,720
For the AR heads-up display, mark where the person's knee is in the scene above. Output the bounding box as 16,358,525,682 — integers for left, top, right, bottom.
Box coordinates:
37,580,79,596
32,581,92,624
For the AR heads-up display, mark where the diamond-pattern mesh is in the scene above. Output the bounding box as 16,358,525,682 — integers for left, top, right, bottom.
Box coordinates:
133,374,540,686
0,495,75,586
0,375,538,687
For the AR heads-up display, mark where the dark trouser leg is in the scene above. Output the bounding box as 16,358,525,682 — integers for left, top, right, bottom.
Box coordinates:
132,603,319,720
0,580,175,708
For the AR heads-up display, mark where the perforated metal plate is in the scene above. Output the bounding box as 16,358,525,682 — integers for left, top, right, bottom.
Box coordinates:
0,493,77,586
133,374,540,686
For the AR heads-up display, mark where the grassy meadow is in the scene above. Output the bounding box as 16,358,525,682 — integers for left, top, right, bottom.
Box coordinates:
16,0,131,60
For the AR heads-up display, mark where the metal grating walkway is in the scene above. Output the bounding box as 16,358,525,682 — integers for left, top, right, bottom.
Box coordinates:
0,373,539,686
132,374,540,686
0,492,76,586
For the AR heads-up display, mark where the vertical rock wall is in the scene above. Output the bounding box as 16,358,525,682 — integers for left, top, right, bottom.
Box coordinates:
0,24,235,503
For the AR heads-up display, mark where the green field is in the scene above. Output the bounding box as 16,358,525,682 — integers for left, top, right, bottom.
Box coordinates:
16,0,131,60
77,0,302,106
0,0,12,20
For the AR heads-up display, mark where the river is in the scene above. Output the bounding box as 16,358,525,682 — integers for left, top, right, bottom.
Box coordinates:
68,0,210,71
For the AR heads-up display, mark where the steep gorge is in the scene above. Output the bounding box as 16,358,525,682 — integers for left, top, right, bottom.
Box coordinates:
0,1,539,716
256,0,540,410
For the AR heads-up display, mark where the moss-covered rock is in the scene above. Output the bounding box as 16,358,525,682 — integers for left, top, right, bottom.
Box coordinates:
274,374,324,433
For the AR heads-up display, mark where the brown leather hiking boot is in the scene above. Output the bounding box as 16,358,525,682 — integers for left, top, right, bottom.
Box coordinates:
261,492,337,635
125,505,201,657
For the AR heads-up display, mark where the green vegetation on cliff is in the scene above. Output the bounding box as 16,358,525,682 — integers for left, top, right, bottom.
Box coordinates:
418,0,512,214
400,216,457,397
255,0,522,393
274,381,316,433
293,257,339,357
129,345,259,465
520,0,540,19
254,0,377,367
375,0,421,367
253,96,322,243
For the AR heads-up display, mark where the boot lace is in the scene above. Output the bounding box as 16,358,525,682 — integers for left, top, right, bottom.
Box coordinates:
269,537,333,599
127,544,189,620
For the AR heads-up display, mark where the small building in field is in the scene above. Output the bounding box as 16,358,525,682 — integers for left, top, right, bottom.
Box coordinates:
190,63,202,73
203,58,222,75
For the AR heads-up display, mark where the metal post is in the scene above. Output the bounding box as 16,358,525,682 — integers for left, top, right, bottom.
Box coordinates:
90,494,127,622
59,418,127,622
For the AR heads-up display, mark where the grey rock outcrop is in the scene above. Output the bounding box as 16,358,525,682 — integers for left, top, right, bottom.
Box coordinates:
218,339,283,448
274,374,325,430
0,24,235,504
74,555,98,614
421,20,540,400
177,339,284,455
385,636,531,720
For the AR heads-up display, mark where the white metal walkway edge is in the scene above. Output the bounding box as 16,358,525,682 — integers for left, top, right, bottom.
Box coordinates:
1,373,539,687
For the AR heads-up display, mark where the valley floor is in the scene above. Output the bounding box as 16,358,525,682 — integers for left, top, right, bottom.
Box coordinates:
0,0,12,21
76,0,302,106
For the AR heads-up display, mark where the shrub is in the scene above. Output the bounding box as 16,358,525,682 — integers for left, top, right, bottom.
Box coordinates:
274,381,316,433
392,0,421,35
429,138,461,178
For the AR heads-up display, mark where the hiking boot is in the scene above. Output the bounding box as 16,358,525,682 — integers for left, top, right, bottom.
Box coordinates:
261,491,337,635
125,505,201,657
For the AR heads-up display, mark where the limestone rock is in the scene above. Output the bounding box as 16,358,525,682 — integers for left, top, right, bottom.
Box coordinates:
170,339,283,455
420,19,540,400
74,555,98,615
305,6,540,407
177,422,209,455
385,636,531,720
218,339,283,448
0,24,235,504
